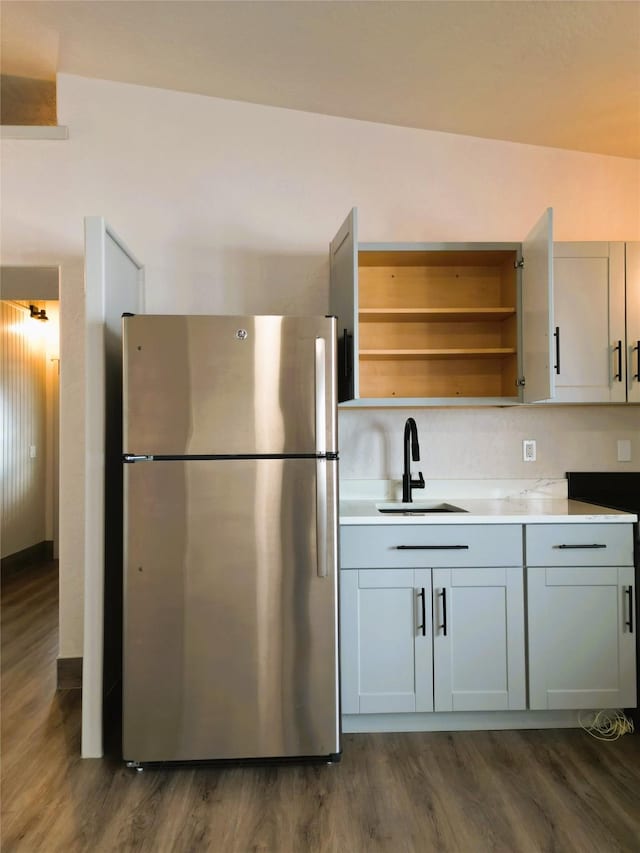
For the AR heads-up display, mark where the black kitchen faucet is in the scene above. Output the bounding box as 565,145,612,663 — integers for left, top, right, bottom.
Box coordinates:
402,417,425,503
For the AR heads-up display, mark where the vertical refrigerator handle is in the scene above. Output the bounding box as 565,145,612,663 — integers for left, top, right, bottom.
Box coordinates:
315,337,327,455
316,459,328,578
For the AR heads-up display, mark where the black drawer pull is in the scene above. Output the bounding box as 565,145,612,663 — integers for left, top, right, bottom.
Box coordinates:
396,545,469,551
626,586,634,633
417,587,426,637
554,543,607,550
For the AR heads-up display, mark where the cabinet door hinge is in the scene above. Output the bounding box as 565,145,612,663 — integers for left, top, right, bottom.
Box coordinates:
514,259,525,269
516,377,526,387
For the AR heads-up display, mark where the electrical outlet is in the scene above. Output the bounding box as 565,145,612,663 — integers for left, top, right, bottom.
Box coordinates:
29,445,37,459
617,439,632,462
523,439,536,462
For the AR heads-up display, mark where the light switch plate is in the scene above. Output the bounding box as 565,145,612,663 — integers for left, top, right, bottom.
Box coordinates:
617,439,632,462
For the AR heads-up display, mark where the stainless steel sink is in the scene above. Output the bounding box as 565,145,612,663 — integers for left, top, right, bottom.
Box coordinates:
376,501,468,514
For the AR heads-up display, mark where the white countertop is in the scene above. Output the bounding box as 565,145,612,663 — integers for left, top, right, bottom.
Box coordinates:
339,497,638,525
338,480,638,525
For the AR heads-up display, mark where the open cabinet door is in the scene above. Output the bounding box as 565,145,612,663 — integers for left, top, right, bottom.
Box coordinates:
330,208,358,401
83,218,144,758
521,208,555,403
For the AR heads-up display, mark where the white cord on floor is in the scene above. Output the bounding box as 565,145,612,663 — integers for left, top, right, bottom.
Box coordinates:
578,709,635,741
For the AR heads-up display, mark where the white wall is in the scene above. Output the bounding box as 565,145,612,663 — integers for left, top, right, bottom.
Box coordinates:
1,73,638,656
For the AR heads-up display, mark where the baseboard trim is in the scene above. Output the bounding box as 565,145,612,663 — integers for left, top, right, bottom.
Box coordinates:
1,541,54,576
342,709,596,733
57,657,82,690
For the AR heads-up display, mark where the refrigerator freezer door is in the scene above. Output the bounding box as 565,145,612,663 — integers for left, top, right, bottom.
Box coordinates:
123,457,339,762
123,315,337,456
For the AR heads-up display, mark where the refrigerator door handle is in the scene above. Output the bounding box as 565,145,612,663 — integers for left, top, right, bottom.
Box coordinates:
315,337,327,456
316,458,328,577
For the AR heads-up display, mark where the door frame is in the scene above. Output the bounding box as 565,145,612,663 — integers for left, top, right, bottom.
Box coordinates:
83,219,144,758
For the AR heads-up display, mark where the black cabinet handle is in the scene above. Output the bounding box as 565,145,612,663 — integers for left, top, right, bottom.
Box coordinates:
613,340,623,381
554,326,560,375
634,341,640,381
626,586,634,633
554,543,607,550
342,328,350,378
417,588,426,636
338,328,354,402
396,545,469,551
439,588,447,636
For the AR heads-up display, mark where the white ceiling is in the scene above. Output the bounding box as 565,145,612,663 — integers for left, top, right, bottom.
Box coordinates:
2,0,639,159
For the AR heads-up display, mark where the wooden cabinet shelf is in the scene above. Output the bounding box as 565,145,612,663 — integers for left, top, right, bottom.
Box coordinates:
359,308,516,322
360,348,517,360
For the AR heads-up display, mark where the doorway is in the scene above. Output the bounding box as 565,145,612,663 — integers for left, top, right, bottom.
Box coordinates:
1,269,60,638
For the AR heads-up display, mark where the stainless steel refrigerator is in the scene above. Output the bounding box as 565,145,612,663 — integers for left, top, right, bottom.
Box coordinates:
122,315,340,765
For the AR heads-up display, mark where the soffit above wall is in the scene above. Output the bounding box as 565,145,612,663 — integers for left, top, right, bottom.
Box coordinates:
0,267,60,300
1,0,638,159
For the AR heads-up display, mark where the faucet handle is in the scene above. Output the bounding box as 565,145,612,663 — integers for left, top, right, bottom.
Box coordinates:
412,471,425,490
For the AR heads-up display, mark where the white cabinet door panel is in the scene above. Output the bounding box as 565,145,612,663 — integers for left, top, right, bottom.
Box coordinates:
432,566,526,712
528,565,636,710
553,257,616,402
340,569,433,714
521,208,554,403
627,242,640,403
330,208,358,401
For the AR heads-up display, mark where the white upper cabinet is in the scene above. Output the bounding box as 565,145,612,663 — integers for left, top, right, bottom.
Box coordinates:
329,207,555,406
626,243,640,403
551,242,633,403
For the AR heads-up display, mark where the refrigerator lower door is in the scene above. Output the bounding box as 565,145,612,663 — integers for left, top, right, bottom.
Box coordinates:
123,457,339,762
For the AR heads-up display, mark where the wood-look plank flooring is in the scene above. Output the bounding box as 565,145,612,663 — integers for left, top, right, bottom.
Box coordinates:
2,559,640,852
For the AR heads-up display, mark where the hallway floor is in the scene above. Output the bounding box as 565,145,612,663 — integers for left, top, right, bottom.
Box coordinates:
2,559,640,852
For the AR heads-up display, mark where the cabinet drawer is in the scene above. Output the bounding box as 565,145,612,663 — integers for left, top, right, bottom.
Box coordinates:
340,524,522,568
525,524,634,566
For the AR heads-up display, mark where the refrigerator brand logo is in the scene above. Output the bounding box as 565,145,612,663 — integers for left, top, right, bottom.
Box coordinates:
235,329,248,341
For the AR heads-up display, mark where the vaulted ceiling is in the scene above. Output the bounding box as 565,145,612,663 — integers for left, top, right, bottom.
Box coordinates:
2,1,639,158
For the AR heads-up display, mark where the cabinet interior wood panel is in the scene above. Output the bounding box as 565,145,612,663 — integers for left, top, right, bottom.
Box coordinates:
358,258,516,310
356,249,518,398
359,354,518,398
359,318,517,350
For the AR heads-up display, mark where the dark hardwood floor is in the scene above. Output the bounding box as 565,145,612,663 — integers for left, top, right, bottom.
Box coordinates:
2,559,640,852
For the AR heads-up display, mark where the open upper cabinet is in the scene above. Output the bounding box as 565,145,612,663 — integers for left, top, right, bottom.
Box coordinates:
329,208,555,406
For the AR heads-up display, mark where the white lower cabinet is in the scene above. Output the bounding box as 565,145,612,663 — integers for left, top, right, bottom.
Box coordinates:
526,524,637,710
340,569,433,714
432,567,526,712
340,561,526,715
